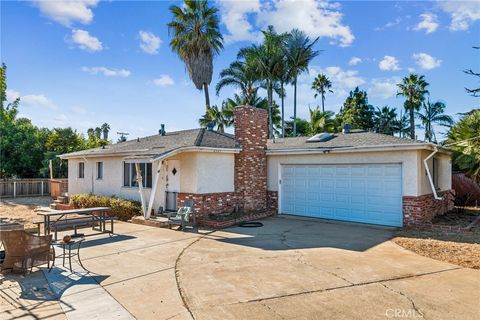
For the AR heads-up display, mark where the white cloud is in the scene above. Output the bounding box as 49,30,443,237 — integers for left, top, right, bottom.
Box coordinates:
414,13,439,34
153,75,175,87
6,88,57,110
218,0,354,47
439,1,480,31
304,66,365,98
348,57,362,66
374,17,401,31
413,53,442,70
407,67,416,73
71,106,87,115
218,0,262,43
71,29,103,52
54,114,68,122
369,77,401,99
256,0,354,47
33,0,99,27
6,89,20,101
82,66,131,77
378,55,400,71
139,31,162,54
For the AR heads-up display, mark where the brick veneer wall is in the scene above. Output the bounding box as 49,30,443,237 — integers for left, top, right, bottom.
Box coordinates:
267,191,278,214
403,190,455,226
178,192,238,219
234,105,269,212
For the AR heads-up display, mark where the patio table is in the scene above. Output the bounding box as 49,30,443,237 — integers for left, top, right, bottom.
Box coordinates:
37,207,112,237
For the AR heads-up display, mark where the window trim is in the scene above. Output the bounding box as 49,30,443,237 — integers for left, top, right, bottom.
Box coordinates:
96,161,103,180
122,162,152,188
78,162,85,179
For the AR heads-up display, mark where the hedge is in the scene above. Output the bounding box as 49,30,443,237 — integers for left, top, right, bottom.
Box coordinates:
70,194,142,221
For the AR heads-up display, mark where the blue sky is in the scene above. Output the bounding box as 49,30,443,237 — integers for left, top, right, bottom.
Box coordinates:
2,0,479,140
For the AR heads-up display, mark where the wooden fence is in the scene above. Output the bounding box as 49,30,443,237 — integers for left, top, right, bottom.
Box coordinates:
0,179,67,198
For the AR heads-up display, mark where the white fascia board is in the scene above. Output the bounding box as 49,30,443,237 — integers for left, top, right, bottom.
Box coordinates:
266,143,451,156
152,147,241,162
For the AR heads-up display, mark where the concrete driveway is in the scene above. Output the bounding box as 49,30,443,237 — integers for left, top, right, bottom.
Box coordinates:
2,217,478,320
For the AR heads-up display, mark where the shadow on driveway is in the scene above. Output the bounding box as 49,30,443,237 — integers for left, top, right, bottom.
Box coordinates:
212,215,395,252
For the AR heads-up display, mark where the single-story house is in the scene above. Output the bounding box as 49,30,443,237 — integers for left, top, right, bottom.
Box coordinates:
60,105,453,227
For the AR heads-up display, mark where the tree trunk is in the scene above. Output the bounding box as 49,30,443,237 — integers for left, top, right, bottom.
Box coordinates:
293,78,297,136
268,81,273,139
203,82,210,110
321,93,325,113
281,81,285,138
409,102,415,139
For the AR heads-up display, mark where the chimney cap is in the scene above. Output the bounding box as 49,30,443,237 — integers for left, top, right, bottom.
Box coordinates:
342,124,352,134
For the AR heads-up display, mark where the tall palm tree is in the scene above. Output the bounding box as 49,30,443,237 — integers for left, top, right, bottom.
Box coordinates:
312,74,333,113
100,123,110,140
416,100,454,142
397,74,429,139
240,26,286,138
215,58,258,103
198,104,233,133
373,106,397,135
307,107,335,135
168,0,223,110
285,29,319,136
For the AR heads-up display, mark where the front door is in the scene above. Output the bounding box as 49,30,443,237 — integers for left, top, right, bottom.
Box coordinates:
165,160,180,211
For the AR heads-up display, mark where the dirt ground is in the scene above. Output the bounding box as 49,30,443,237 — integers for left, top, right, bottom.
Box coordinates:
394,209,480,269
0,197,52,229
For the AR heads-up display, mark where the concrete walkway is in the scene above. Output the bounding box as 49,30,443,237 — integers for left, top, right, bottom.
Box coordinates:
1,218,479,319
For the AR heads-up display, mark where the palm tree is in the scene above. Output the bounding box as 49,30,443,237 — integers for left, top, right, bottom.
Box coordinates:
307,107,335,135
100,123,110,140
447,110,480,181
168,0,223,110
240,26,286,138
397,74,429,139
416,100,454,142
284,29,319,136
215,59,258,103
198,104,233,133
312,74,333,113
373,106,397,135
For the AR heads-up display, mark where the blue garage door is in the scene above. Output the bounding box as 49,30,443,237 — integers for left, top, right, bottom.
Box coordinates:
280,164,403,227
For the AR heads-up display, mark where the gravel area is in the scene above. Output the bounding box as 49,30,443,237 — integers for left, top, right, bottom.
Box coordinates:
394,228,480,269
0,197,52,228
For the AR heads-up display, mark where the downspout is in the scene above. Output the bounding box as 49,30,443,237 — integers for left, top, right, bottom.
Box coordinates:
82,156,94,194
423,146,442,200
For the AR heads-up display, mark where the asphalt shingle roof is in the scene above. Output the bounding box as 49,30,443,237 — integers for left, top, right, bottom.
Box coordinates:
267,131,426,151
61,128,428,159
60,129,239,159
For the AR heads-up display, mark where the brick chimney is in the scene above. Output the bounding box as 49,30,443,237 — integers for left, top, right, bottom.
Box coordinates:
234,105,268,212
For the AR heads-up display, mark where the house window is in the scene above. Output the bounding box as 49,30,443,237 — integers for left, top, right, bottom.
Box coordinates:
123,162,152,188
78,162,85,179
433,158,439,189
96,162,103,180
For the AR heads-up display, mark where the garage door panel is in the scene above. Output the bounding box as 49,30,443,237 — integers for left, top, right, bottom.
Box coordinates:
281,164,402,227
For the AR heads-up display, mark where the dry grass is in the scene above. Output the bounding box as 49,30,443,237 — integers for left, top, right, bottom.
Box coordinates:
0,197,52,229
394,228,480,269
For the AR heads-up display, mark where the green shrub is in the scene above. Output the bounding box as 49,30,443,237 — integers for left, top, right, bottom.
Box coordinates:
70,194,142,221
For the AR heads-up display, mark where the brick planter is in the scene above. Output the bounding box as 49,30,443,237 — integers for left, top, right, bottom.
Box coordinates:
178,192,238,219
403,190,455,226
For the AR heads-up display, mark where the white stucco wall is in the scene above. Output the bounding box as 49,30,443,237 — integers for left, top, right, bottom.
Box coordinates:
418,150,452,196
67,151,235,213
173,152,235,194
266,149,451,197
67,156,154,207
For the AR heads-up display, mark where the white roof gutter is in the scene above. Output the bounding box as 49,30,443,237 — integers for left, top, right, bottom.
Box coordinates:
423,146,443,200
266,143,450,155
151,146,241,162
